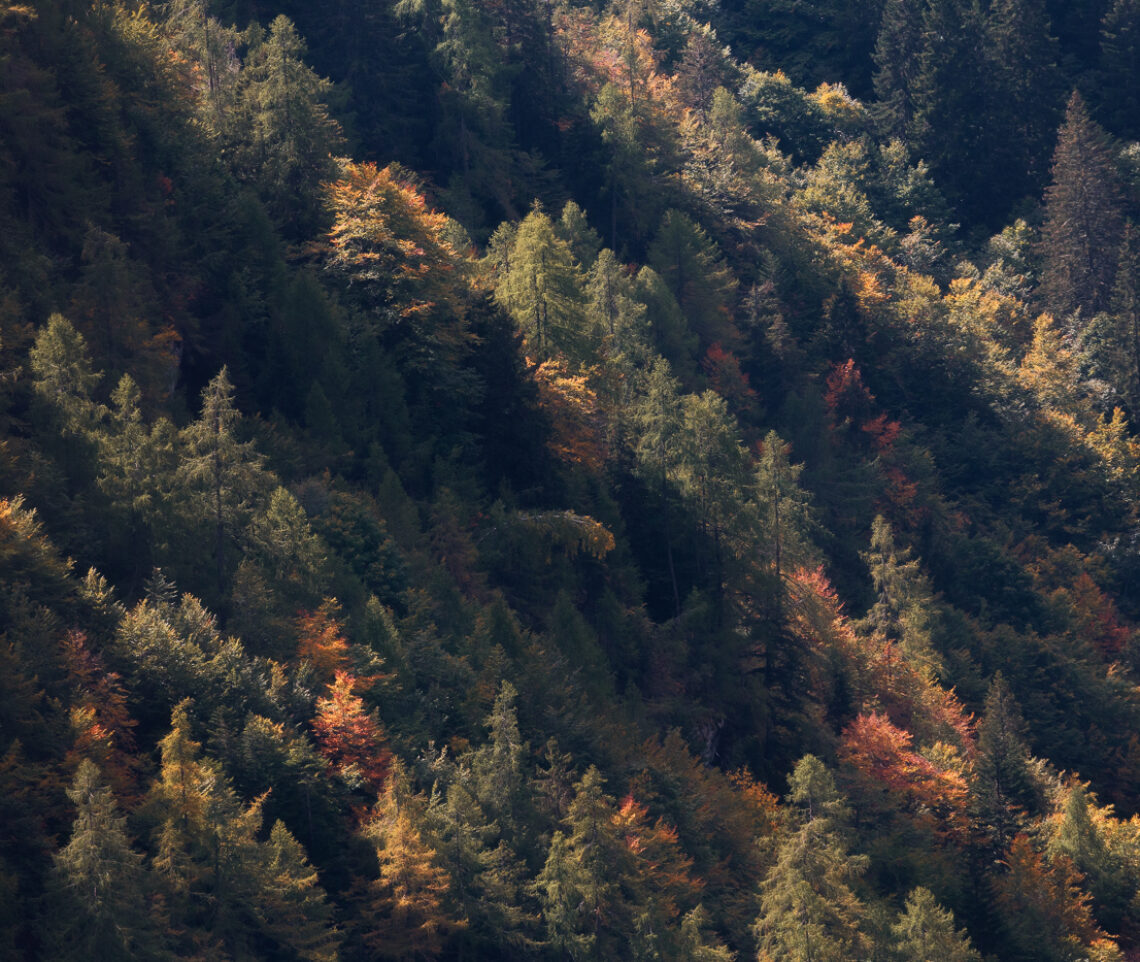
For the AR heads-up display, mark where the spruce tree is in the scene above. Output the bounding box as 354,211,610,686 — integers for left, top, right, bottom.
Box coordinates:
971,673,1037,858
1039,92,1125,321
1098,0,1140,139
872,0,925,139
984,0,1063,203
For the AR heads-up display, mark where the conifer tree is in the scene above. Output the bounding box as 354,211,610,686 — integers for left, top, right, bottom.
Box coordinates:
1039,92,1125,320
971,672,1036,858
872,0,925,139
256,821,342,962
493,204,587,359
50,760,159,961
984,0,1063,201
471,680,526,832
236,15,343,238
178,367,270,595
360,761,461,960
29,313,101,434
907,0,994,220
646,210,738,351
857,516,943,677
753,429,816,603
1099,0,1140,138
425,769,537,958
891,887,980,962
753,756,868,962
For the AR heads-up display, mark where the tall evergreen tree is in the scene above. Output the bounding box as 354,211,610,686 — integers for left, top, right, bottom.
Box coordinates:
1038,92,1125,321
971,673,1037,859
983,0,1063,205
1099,0,1140,138
872,0,925,139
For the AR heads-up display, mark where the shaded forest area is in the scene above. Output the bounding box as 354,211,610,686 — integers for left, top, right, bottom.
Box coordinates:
4,0,1140,959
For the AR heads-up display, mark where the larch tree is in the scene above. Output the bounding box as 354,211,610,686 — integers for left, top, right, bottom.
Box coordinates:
236,15,343,238
493,204,587,360
50,760,159,962
753,755,869,962
178,367,270,596
646,210,738,351
360,761,461,960
857,516,943,679
891,887,980,962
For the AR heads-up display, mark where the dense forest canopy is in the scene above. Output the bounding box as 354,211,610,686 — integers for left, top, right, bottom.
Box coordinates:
4,0,1140,959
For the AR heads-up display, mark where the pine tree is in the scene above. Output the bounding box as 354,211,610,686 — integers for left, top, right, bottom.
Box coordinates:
1039,92,1125,320
425,769,537,958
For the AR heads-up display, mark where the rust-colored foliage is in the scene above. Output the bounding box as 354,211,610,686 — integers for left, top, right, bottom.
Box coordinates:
312,671,391,795
994,834,1104,955
613,794,701,913
325,162,472,356
840,711,969,842
786,567,975,752
61,630,140,799
823,361,923,523
532,357,608,471
702,342,756,413
296,599,352,682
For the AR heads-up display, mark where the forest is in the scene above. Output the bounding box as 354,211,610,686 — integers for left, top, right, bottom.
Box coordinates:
3,0,1140,958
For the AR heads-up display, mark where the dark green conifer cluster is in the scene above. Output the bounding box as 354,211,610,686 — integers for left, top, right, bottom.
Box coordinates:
5,0,1140,959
